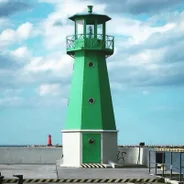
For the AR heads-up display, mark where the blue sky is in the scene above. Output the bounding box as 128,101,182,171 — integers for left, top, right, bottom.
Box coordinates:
0,0,184,145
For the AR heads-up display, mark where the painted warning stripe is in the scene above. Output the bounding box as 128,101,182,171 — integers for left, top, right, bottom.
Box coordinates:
81,163,106,168
2,178,164,183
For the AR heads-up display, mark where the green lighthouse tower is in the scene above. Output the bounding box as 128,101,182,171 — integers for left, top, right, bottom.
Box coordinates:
61,5,118,167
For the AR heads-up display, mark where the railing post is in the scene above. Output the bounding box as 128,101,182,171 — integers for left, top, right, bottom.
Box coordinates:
149,150,151,174
179,152,182,182
155,151,157,175
0,172,4,184
112,37,115,51
170,152,173,179
162,152,165,177
66,37,68,50
13,175,23,184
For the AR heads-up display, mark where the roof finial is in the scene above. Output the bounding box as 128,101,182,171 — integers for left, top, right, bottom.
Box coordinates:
88,5,93,14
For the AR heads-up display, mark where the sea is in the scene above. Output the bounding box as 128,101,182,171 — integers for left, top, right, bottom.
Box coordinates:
166,152,184,173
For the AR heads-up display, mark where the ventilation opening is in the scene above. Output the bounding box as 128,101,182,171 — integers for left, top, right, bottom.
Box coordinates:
88,98,94,104
88,138,95,144
88,61,94,67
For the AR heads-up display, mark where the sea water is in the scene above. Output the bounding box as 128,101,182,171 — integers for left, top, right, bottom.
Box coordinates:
165,152,184,174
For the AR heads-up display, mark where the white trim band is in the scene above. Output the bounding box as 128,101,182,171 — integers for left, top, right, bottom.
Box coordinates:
61,129,118,133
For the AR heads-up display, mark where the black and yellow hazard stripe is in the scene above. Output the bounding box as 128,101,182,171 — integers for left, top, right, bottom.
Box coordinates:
2,177,165,183
81,163,107,168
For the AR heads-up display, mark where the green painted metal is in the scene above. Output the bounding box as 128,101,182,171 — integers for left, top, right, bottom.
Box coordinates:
65,50,116,130
82,133,101,163
65,51,84,129
65,6,116,131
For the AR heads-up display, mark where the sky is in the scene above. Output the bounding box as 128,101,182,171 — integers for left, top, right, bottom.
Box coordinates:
0,0,184,145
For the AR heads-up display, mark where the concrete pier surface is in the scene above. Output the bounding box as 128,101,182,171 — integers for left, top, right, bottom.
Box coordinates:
0,164,57,178
0,164,167,184
58,167,156,179
0,164,157,179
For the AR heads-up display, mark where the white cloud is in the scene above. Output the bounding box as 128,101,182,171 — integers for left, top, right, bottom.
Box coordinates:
31,95,68,108
0,0,9,3
0,18,10,28
11,46,30,59
23,53,73,78
0,28,14,41
1,88,22,96
16,22,33,39
38,0,60,3
0,22,33,47
110,82,127,91
38,84,63,96
108,16,176,44
106,8,184,89
0,96,23,106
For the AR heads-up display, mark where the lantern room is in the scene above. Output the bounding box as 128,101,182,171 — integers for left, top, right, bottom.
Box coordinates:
66,5,114,58
69,5,110,39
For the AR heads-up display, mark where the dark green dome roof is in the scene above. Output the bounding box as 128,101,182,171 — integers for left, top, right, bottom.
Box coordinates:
69,13,111,22
68,5,111,22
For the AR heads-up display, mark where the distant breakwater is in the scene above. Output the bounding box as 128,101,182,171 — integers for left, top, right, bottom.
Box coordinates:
1,144,184,148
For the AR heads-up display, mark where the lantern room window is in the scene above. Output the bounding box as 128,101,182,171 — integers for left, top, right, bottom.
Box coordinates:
97,24,103,40
86,20,95,38
76,19,84,35
97,24,103,34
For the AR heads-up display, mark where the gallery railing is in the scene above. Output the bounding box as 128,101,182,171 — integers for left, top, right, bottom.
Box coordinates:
66,34,114,55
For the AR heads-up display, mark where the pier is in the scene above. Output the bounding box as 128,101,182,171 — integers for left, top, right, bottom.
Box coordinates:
1,145,184,183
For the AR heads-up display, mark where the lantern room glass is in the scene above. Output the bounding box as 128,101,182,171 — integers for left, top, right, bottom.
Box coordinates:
97,24,103,40
86,20,95,38
76,19,84,35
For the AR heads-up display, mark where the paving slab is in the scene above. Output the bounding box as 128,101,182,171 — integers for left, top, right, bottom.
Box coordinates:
58,168,156,179
0,164,163,184
0,164,57,178
0,165,156,179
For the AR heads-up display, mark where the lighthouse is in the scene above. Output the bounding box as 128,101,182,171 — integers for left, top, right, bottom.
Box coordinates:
61,5,118,167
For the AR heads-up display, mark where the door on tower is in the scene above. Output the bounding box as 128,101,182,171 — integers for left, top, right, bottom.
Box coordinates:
82,133,101,163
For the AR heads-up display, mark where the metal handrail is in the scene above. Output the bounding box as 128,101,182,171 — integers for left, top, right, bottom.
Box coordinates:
66,34,114,51
149,150,184,182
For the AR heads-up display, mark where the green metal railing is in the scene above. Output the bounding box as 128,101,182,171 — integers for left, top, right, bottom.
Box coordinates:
66,34,114,52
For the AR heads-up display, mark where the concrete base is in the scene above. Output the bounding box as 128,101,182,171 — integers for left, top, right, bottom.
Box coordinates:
61,130,118,167
101,132,117,163
62,132,81,167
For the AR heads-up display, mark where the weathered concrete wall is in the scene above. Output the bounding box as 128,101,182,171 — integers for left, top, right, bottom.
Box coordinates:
0,147,148,165
118,147,142,164
0,147,62,164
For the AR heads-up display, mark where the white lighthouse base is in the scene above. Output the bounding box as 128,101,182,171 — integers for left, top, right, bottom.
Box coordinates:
101,132,117,163
61,132,81,167
60,130,118,168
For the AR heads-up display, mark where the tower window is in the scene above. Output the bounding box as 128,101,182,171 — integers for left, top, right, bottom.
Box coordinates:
88,61,94,67
88,98,94,104
76,19,84,34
